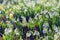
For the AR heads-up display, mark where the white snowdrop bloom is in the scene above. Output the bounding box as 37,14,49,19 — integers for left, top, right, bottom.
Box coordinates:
35,13,40,19
40,0,46,5
29,17,32,22
13,6,16,9
24,7,28,12
56,2,60,8
7,21,13,28
21,16,25,20
0,11,1,13
31,1,35,7
45,2,52,7
7,2,11,6
26,2,31,7
12,18,15,22
54,34,58,40
6,15,9,19
41,10,48,14
54,25,58,33
20,3,24,7
45,15,49,18
43,36,48,40
41,11,44,14
39,15,42,19
26,1,35,8
53,0,57,3
17,5,21,10
34,14,38,19
24,0,29,2
5,28,12,35
43,22,49,28
48,12,53,18
53,12,59,16
33,30,40,36
26,31,31,37
43,28,47,33
34,16,37,19
2,8,5,11
49,29,52,32
51,7,57,11
54,32,60,40
31,20,34,24
6,21,10,23
7,21,10,26
40,18,43,22
44,10,48,13
22,16,27,26
36,0,41,4
24,0,26,3
14,28,19,35
17,18,19,21
58,2,60,7
36,13,39,16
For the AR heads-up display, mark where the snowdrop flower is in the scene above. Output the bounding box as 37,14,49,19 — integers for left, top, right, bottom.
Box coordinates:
20,3,24,7
54,32,60,40
7,22,10,26
34,14,38,19
7,2,11,6
34,13,40,19
29,17,32,22
39,15,42,19
43,28,47,33
43,10,48,14
5,28,12,35
36,0,41,4
48,12,53,18
17,5,21,10
22,16,27,26
49,29,52,32
0,11,1,13
41,10,48,14
53,12,59,16
45,2,52,7
41,10,44,14
6,15,9,19
43,22,49,28
40,18,43,22
43,36,48,40
26,2,31,7
56,2,60,8
13,5,16,9
54,34,58,40
54,25,58,33
58,2,60,7
26,31,32,37
51,7,57,11
33,30,40,36
26,1,35,8
17,18,19,21
24,7,28,12
40,0,46,5
31,1,35,7
45,15,49,18
14,28,19,35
